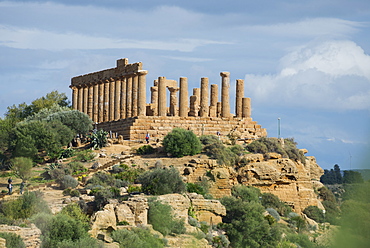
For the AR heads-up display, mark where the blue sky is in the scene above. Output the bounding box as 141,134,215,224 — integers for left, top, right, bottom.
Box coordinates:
0,0,369,170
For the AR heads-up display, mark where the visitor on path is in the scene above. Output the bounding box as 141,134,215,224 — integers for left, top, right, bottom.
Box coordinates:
7,182,12,195
7,178,12,184
20,181,25,194
145,133,150,144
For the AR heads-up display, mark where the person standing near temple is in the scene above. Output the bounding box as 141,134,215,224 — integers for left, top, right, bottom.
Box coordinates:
145,133,150,144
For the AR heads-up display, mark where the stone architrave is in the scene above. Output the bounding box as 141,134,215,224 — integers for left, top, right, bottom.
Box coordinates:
132,74,138,117
235,79,244,118
98,82,104,122
126,76,132,118
114,78,121,120
220,72,230,118
93,83,99,123
138,70,148,116
158,76,167,117
168,87,180,116
200,77,209,117
120,77,127,119
209,84,218,117
83,86,88,114
103,80,109,122
77,87,83,112
72,87,78,110
179,77,188,117
87,84,93,119
242,97,251,118
109,79,115,121
150,85,158,116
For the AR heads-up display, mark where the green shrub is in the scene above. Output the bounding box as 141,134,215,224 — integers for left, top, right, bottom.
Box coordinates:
57,175,78,189
41,214,88,248
207,234,230,248
88,129,108,150
60,203,89,230
111,227,165,248
136,145,155,155
200,135,240,166
231,185,260,202
303,205,324,223
67,162,87,175
186,183,206,195
57,237,104,248
31,212,54,234
73,150,95,162
92,187,120,209
59,148,75,159
0,191,51,220
266,208,281,221
114,164,144,183
163,128,201,157
70,189,80,197
10,156,33,181
148,199,186,236
138,167,186,195
0,232,26,248
285,233,314,248
261,193,292,217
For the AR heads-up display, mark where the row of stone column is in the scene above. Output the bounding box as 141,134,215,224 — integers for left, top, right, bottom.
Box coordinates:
150,72,251,118
71,71,148,123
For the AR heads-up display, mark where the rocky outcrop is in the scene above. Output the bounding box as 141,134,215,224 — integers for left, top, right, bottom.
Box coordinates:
187,193,226,224
0,224,41,248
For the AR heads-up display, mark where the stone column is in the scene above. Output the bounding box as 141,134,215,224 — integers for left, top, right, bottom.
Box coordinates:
242,97,251,118
126,76,132,118
114,78,121,120
103,80,109,122
151,85,158,116
72,87,78,110
217,102,221,117
87,84,93,119
168,87,180,116
220,72,230,118
158,76,167,117
138,70,148,116
109,79,115,121
179,77,188,117
83,86,88,114
189,95,197,117
132,74,138,117
209,84,218,117
98,82,104,122
93,83,99,123
78,87,83,112
235,79,244,118
193,88,200,116
120,77,127,119
200,77,209,117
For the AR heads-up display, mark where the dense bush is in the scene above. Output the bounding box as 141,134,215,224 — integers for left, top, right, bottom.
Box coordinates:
200,135,242,166
246,137,306,164
10,156,33,180
285,233,315,248
57,237,104,248
303,205,325,223
163,128,202,157
91,187,120,210
88,129,108,150
113,164,144,183
46,110,93,135
0,232,26,248
148,199,186,236
57,175,79,189
136,145,155,155
0,191,51,221
261,193,292,217
186,183,207,196
112,227,165,248
73,149,96,162
138,167,186,195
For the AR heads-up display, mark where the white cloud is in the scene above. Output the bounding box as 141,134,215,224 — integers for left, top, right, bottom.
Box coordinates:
245,40,370,111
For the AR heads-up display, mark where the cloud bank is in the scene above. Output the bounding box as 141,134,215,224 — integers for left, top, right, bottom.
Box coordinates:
245,40,370,111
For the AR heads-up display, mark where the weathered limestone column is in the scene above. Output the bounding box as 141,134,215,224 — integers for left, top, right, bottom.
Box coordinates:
103,80,109,122
126,76,132,118
209,84,218,117
193,88,200,116
220,72,230,118
109,79,115,121
235,79,244,118
189,95,197,117
150,84,158,116
217,102,221,117
77,87,83,112
200,77,209,117
72,87,78,110
138,70,148,116
132,74,138,117
87,84,93,120
83,86,88,114
93,83,99,123
179,77,188,117
158,76,167,117
98,82,104,122
168,87,180,116
242,97,251,118
120,77,127,119
114,78,121,120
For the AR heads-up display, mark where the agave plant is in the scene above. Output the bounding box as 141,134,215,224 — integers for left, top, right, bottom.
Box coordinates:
88,129,109,149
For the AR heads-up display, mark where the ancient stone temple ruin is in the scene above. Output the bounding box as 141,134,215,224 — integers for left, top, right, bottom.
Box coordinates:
70,58,267,141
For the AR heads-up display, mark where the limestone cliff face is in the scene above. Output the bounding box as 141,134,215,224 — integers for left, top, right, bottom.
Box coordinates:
183,150,324,213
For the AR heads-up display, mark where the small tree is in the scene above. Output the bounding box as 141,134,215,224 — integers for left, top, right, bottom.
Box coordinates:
163,128,201,157
10,157,33,181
